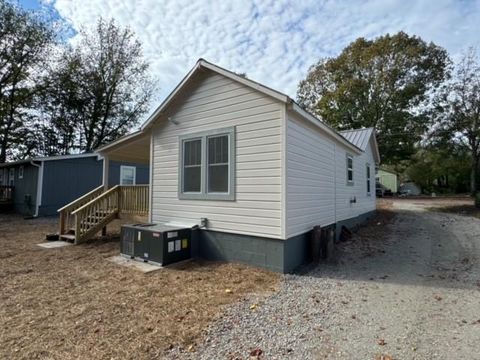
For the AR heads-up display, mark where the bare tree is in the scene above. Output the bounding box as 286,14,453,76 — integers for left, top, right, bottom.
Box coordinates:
41,18,155,153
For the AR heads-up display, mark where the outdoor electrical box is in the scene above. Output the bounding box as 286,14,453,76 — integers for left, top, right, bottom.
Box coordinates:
120,224,191,266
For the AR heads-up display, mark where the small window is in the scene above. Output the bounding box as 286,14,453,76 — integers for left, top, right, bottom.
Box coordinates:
346,155,354,185
366,163,371,195
9,168,15,186
120,166,136,185
179,127,235,200
18,165,24,179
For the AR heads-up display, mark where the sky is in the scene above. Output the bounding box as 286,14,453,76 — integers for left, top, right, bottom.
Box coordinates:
21,0,480,111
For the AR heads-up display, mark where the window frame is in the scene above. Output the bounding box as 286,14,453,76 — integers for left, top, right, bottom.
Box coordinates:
18,165,24,179
366,163,371,195
9,168,15,186
120,165,136,185
346,154,354,186
178,127,235,201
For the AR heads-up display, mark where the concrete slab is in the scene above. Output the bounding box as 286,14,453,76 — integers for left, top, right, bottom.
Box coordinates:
37,241,72,249
107,255,163,273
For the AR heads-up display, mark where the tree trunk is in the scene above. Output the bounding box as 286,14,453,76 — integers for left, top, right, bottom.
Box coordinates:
471,155,479,195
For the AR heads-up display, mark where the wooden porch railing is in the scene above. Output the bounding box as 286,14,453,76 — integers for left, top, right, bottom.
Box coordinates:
58,185,104,238
0,185,14,203
59,185,149,244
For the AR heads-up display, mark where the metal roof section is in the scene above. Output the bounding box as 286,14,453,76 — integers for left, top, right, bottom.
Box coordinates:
340,128,380,163
340,128,374,151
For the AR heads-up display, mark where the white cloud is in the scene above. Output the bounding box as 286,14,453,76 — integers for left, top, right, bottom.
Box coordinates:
50,0,480,112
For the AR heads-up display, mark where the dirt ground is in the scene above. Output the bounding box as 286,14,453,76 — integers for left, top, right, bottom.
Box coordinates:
0,215,279,360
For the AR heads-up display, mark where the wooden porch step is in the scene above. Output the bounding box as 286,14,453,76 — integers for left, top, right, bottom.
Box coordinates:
59,234,76,241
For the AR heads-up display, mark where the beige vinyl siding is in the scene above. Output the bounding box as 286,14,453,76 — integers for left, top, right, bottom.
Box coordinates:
286,112,377,238
151,70,284,238
334,138,376,222
286,112,336,238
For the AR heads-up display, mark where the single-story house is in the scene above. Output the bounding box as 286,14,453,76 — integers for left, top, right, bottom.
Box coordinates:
376,168,398,193
0,153,148,216
83,58,380,273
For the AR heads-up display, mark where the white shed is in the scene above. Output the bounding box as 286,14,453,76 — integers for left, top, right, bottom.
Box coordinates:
95,59,380,272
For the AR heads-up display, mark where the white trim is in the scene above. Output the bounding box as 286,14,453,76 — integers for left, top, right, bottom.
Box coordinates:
281,104,287,240
148,133,154,223
120,165,136,185
0,153,100,168
31,161,43,217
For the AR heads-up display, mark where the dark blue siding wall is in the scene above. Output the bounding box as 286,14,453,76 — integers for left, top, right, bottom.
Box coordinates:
39,157,150,216
108,161,149,186
1,163,38,216
40,157,102,216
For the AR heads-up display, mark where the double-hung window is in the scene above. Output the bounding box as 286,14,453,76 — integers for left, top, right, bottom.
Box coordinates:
366,163,371,195
346,154,354,185
179,127,235,200
9,168,15,186
18,165,24,179
120,166,136,185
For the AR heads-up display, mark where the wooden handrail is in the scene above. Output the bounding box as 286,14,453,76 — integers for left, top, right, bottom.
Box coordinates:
72,185,120,215
60,184,149,244
57,185,104,213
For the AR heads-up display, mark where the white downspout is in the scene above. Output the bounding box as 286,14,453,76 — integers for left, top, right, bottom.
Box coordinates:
30,161,43,217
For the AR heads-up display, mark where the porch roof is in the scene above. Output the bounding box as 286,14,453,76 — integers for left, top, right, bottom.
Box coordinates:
96,131,150,164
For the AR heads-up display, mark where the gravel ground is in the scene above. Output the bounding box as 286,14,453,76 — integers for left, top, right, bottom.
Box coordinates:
171,199,480,360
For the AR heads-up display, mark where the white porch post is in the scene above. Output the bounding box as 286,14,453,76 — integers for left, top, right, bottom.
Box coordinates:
102,155,109,190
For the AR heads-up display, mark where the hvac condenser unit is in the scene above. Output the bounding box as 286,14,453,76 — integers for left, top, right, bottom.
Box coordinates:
120,224,191,266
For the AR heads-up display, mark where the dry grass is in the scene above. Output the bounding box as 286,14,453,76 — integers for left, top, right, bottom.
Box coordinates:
0,214,279,360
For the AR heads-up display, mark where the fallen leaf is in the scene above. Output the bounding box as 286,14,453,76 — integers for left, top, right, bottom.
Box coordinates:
250,347,263,357
225,289,233,294
434,295,442,301
378,339,387,346
375,355,393,360
250,304,257,310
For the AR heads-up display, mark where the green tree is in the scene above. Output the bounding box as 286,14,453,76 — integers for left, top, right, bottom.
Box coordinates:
429,48,480,195
0,0,54,162
41,18,155,153
297,32,449,164
405,148,470,194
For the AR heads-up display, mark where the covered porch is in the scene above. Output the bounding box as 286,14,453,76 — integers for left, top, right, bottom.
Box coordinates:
58,131,151,244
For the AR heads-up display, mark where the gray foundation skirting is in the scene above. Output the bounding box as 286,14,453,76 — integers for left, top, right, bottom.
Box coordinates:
193,210,376,273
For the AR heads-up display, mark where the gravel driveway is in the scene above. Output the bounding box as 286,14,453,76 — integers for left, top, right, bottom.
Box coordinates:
172,200,480,360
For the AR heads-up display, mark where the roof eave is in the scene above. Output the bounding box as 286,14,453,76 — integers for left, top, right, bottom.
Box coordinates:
140,59,289,132
289,102,363,154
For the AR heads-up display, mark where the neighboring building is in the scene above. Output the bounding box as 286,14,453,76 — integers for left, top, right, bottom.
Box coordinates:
91,59,380,273
376,168,398,193
0,154,148,216
399,181,422,196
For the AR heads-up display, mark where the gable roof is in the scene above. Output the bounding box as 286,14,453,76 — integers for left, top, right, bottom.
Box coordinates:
0,153,100,168
340,128,380,163
139,58,363,154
